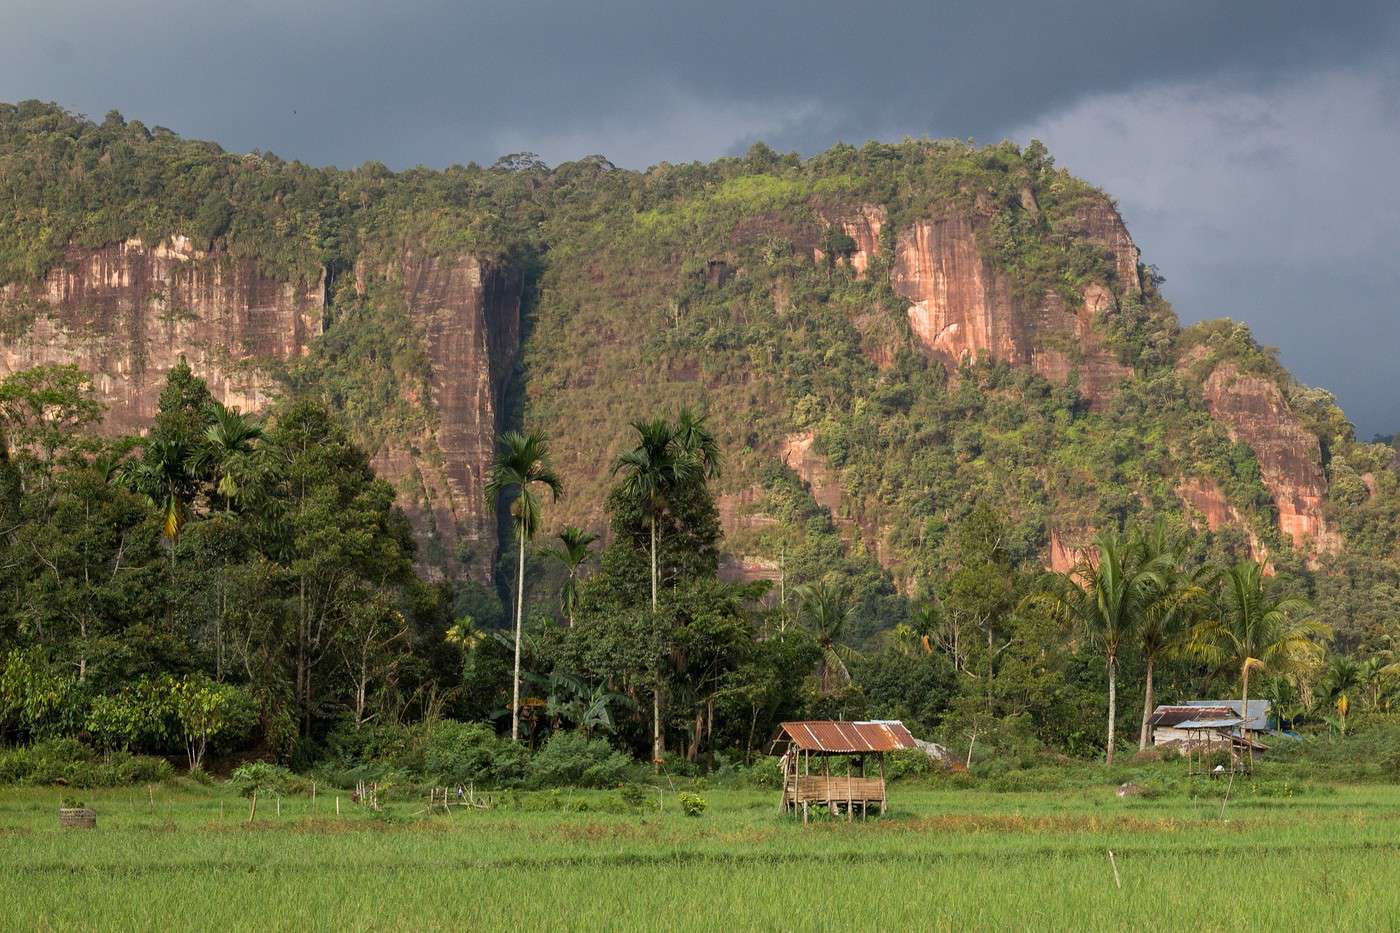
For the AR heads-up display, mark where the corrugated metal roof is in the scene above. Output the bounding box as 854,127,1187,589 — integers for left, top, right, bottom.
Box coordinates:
1175,717,1246,730
776,720,917,754
1185,699,1272,731
1150,705,1235,727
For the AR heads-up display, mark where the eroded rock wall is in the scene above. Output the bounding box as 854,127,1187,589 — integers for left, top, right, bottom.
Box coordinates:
1199,362,1338,555
368,252,522,582
0,237,323,429
888,199,1139,408
0,238,521,583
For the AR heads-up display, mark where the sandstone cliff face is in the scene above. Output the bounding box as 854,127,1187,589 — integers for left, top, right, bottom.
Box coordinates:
780,431,894,571
1176,476,1270,565
888,200,1139,407
813,205,885,278
366,252,522,582
1047,526,1093,573
1067,201,1142,296
1200,362,1338,554
0,238,520,583
0,237,323,429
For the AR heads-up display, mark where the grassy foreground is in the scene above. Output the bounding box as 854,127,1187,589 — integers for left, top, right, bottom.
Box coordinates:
1,780,1398,931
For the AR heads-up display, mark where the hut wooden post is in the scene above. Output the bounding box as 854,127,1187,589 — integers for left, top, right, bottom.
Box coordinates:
846,756,853,822
879,755,887,815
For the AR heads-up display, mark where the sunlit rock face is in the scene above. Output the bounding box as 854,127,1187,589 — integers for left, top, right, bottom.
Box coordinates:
1176,476,1271,567
0,237,323,430
1199,361,1339,556
0,239,521,583
890,199,1139,408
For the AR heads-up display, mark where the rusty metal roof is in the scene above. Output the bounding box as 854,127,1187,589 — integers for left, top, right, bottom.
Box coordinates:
775,720,917,754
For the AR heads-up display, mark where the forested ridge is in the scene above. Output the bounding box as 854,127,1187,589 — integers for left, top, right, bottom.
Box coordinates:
1,100,1398,784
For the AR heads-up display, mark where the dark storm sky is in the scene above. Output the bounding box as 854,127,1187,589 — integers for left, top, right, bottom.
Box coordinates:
3,1,1397,437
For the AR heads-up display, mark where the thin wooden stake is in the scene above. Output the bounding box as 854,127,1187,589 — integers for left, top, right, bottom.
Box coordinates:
247,790,257,824
335,796,340,817
276,795,281,818
311,782,316,812
1108,850,1121,890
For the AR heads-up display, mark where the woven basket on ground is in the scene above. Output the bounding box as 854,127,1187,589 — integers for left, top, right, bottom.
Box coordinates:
58,807,96,829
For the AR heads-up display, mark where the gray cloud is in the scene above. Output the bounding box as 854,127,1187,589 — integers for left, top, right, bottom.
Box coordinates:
1,0,1397,434
1013,65,1400,438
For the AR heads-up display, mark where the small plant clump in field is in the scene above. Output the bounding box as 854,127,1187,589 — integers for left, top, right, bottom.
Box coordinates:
678,792,707,817
618,783,650,810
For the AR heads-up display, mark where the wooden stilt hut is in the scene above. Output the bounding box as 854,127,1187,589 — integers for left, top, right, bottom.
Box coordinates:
770,720,917,823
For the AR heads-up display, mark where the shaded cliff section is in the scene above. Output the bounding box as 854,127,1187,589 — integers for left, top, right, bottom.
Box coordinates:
363,252,522,583
0,237,522,584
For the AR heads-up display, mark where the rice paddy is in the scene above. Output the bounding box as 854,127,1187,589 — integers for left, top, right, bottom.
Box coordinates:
1,780,1398,930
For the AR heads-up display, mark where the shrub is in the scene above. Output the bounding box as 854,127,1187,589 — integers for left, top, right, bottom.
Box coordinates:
421,720,527,787
529,732,633,788
677,791,707,817
228,761,297,798
0,739,171,787
618,783,650,809
709,754,783,789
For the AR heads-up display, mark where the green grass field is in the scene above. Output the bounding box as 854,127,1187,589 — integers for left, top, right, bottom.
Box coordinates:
1,779,1398,931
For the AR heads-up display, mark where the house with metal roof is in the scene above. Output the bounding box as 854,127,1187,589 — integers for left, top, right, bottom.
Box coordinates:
1148,700,1273,752
770,721,916,823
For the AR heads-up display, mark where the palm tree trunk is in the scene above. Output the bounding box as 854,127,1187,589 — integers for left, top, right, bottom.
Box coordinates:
651,514,661,773
511,532,525,742
1240,659,1252,752
1106,654,1118,766
1139,656,1155,751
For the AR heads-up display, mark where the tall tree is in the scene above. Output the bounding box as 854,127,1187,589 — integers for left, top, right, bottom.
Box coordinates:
1027,529,1164,765
191,405,265,513
611,409,717,768
1192,561,1329,740
485,430,562,742
794,580,857,695
545,526,598,627
1136,524,1213,749
188,404,265,679
266,400,417,737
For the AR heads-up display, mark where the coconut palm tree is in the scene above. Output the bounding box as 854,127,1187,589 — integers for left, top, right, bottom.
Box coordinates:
1191,560,1329,741
1319,655,1363,735
673,406,721,480
795,580,858,695
1026,529,1165,766
545,526,598,627
191,405,264,513
612,417,696,768
485,430,562,742
121,436,196,558
1135,526,1215,749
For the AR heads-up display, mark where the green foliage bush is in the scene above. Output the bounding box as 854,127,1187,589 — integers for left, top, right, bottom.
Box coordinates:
227,761,298,797
421,720,528,787
677,791,707,816
528,732,634,788
0,738,172,786
617,782,650,809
